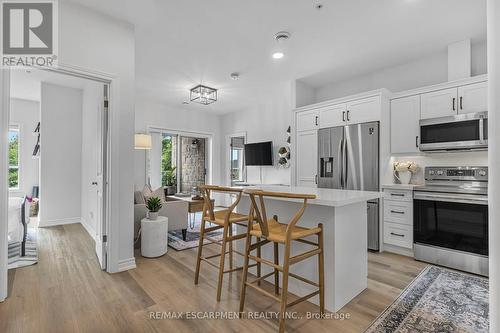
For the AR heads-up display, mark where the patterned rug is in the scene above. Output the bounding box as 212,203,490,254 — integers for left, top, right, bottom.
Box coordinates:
365,266,489,333
8,227,38,269
168,214,226,251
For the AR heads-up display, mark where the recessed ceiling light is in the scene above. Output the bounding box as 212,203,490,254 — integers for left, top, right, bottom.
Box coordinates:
230,72,240,80
272,52,284,59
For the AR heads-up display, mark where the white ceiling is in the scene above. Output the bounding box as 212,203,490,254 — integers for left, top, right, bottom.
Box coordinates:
68,0,486,114
10,68,101,101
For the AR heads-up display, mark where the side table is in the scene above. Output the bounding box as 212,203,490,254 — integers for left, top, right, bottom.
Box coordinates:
141,216,169,258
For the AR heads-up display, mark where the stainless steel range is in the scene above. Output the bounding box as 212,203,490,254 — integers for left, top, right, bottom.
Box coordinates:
413,166,488,276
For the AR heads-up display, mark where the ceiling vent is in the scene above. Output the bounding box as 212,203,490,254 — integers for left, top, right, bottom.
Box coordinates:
274,31,291,42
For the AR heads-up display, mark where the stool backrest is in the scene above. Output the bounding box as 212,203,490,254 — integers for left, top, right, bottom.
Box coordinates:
198,185,244,222
244,189,316,238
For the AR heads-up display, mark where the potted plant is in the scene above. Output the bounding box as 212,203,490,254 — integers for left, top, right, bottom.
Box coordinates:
393,161,419,184
146,196,162,220
163,167,177,196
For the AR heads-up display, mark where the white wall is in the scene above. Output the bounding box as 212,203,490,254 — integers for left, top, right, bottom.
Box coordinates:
134,99,223,189
39,83,83,226
220,82,293,186
58,1,136,272
9,98,40,198
81,83,103,239
487,0,499,330
312,40,487,102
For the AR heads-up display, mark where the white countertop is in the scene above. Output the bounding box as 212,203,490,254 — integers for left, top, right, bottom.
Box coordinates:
242,185,382,207
381,183,422,190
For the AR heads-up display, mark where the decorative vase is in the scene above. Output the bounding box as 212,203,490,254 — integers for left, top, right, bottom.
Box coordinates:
395,171,412,185
148,211,159,220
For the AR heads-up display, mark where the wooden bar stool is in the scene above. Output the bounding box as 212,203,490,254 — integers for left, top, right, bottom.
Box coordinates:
194,185,259,301
239,189,325,333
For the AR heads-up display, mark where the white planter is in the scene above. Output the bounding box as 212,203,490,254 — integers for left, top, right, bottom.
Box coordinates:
395,170,412,185
148,211,159,220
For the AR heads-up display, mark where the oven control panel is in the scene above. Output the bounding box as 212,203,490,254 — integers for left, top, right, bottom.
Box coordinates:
425,166,488,181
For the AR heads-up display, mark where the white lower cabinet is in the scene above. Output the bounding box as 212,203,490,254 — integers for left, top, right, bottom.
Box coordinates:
383,188,414,253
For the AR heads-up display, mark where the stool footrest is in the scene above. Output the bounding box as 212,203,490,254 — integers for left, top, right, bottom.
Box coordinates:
223,263,257,274
248,271,275,285
288,272,319,287
248,254,282,271
290,248,321,265
286,290,320,308
245,282,281,302
294,238,319,247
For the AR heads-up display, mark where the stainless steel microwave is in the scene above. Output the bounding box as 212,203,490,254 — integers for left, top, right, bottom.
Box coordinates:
419,112,488,152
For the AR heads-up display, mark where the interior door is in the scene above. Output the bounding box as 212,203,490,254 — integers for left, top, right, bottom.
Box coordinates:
95,84,108,270
344,122,379,191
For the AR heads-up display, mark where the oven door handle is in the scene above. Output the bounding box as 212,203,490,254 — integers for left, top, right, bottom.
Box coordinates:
414,192,488,205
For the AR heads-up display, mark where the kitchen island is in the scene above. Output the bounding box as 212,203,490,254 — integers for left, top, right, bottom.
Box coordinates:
235,186,382,313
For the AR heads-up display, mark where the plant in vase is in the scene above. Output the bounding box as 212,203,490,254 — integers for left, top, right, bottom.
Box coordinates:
163,167,177,195
146,196,162,220
393,161,419,185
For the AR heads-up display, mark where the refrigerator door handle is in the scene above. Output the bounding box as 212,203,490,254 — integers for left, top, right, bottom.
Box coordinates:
338,138,344,188
343,136,348,189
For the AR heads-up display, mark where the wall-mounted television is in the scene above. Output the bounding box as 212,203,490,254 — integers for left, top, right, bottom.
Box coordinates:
244,141,273,166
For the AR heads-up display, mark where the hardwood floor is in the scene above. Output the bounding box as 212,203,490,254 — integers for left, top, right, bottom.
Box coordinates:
0,223,427,332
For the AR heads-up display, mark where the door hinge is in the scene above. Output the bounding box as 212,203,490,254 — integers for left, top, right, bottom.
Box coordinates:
103,235,107,243
104,101,109,108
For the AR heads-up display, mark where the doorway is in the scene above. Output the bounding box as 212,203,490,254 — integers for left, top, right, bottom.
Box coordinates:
6,68,110,273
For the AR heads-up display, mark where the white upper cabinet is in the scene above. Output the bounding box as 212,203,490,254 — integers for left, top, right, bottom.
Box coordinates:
319,103,347,128
296,109,319,131
420,88,457,119
457,82,488,114
346,96,381,124
390,96,420,154
296,129,318,188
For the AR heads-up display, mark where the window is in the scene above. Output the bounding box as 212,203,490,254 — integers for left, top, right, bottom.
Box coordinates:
161,134,177,187
230,136,245,185
231,148,244,182
8,126,20,190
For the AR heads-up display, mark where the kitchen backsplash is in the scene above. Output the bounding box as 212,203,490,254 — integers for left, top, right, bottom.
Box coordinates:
387,151,488,185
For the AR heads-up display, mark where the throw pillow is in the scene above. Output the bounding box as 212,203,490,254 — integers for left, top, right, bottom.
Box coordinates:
143,185,166,203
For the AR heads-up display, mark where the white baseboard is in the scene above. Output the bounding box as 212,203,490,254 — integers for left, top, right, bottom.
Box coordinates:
38,217,82,228
117,257,136,272
80,217,96,240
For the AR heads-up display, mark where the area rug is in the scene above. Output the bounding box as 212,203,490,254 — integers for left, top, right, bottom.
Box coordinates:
8,227,38,269
365,266,489,333
168,216,227,251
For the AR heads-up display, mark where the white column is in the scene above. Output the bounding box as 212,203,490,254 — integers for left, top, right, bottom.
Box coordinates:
0,69,9,302
488,0,500,331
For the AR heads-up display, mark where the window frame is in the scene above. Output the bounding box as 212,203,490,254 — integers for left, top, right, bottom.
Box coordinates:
8,124,21,191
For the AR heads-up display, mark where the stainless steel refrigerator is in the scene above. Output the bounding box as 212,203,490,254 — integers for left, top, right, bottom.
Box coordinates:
318,121,380,250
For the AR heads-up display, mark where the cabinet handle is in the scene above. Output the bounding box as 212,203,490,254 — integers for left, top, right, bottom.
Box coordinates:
390,232,405,238
390,210,405,214
342,111,346,122
315,116,318,126
390,193,405,197
315,175,318,185
347,110,350,121
460,96,463,110
452,97,456,111
415,136,419,148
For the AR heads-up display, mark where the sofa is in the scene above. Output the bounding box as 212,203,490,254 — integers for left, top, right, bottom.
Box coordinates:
134,191,189,247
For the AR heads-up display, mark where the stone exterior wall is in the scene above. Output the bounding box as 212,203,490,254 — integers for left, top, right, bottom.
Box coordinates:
180,137,206,193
